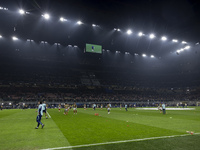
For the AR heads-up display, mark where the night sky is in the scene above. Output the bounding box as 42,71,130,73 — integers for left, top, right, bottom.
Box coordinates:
1,0,200,39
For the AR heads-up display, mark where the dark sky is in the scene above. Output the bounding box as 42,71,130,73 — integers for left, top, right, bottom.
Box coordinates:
0,0,199,38
42,0,200,39
29,0,200,40
1,0,200,39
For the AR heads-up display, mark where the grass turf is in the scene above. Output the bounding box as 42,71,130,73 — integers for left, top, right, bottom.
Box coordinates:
0,107,199,150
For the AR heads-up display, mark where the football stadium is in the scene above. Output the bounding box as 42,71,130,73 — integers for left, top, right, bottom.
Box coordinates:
0,0,200,150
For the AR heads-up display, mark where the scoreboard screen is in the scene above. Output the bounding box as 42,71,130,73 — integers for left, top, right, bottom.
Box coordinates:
86,44,102,54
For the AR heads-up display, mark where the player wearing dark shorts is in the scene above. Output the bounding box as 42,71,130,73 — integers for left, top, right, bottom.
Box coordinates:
35,101,45,129
42,101,48,119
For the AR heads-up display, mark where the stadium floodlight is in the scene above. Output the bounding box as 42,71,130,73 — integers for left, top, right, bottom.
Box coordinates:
92,24,96,27
138,32,143,37
161,36,167,41
74,45,78,47
125,52,129,54
54,43,60,45
182,41,187,44
184,46,190,50
151,55,155,58
149,34,155,39
77,21,83,25
68,45,72,47
9,103,12,105
126,29,132,35
0,35,2,38
19,9,25,15
172,39,178,43
12,36,18,41
177,48,184,53
60,17,67,22
134,53,138,56
42,13,50,20
142,54,147,57
27,39,33,42
114,28,120,31
0,7,8,10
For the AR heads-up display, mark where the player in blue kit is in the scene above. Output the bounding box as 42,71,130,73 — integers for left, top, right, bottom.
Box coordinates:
93,103,96,110
162,103,166,114
42,101,48,119
125,104,128,111
35,101,45,129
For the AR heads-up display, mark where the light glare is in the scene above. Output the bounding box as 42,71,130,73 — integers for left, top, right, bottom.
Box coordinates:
0,7,8,10
77,21,83,25
114,28,120,31
127,29,132,35
149,34,155,39
12,36,18,41
182,41,187,44
138,32,143,36
184,46,190,50
43,13,50,20
161,36,167,41
19,9,25,14
142,54,146,57
125,52,129,54
172,39,178,42
60,17,66,22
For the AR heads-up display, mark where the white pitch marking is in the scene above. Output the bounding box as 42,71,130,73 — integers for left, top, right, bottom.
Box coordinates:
136,108,195,110
41,133,200,150
46,111,51,118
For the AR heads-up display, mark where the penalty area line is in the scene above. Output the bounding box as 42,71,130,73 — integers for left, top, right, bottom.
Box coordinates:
41,133,200,150
46,111,51,118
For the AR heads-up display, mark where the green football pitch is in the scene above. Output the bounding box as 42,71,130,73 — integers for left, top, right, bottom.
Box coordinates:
0,107,200,150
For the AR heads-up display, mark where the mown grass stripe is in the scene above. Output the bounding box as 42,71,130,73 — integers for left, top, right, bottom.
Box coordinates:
41,133,200,150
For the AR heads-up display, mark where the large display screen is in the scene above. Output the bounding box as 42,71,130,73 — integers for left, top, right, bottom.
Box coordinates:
86,44,102,54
